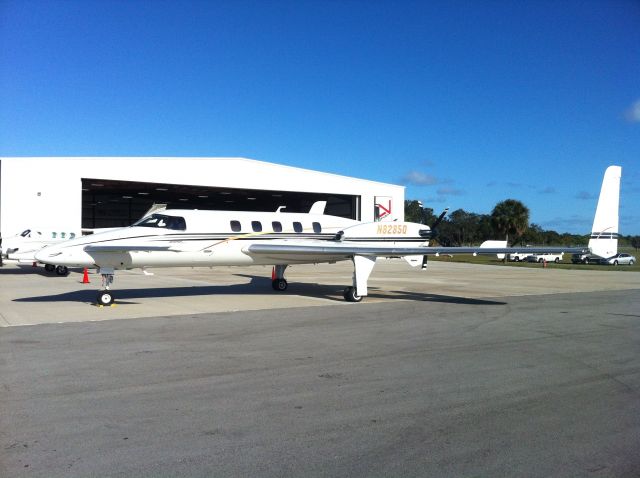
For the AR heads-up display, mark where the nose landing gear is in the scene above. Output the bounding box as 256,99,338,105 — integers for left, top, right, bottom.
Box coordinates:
96,268,116,306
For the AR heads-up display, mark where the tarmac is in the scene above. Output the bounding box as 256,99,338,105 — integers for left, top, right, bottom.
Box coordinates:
1,260,640,476
1,259,639,326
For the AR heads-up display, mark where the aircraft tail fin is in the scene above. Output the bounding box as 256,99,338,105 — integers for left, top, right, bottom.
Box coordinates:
588,165,621,258
480,240,508,259
309,201,327,215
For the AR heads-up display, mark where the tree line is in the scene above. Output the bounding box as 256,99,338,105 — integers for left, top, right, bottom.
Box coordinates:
404,199,640,250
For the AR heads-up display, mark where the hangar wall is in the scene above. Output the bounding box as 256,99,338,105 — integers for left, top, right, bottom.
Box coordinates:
0,157,405,237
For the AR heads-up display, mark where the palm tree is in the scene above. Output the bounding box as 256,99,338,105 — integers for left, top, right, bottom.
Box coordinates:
490,199,530,246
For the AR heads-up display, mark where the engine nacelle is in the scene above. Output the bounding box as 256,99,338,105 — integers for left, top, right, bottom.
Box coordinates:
339,221,431,246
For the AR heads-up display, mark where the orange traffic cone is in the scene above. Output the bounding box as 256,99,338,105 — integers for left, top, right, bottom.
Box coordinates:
82,268,90,284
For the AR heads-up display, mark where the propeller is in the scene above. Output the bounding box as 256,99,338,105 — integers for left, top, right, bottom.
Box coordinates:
431,207,449,231
420,207,449,270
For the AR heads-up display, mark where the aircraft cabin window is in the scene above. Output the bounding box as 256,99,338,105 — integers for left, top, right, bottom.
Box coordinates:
20,229,31,237
293,222,303,233
230,220,241,232
252,221,263,232
312,222,322,233
52,232,57,238
70,233,76,239
134,214,186,230
272,221,282,233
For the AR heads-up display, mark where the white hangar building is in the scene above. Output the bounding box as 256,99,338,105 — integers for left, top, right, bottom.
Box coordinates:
0,157,405,238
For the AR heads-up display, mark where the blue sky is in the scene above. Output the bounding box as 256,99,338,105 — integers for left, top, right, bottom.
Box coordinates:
1,0,638,234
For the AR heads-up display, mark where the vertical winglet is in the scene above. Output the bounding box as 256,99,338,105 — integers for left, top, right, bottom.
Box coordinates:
309,201,327,215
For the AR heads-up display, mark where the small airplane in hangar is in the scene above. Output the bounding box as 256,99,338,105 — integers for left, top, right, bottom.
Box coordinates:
34,166,620,306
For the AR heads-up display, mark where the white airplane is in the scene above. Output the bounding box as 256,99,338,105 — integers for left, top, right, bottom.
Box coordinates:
0,204,166,273
1,229,80,274
34,167,620,306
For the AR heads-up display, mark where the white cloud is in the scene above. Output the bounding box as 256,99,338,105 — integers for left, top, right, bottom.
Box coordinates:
576,191,595,200
437,187,465,196
541,215,591,233
625,99,640,123
401,171,440,186
426,195,447,203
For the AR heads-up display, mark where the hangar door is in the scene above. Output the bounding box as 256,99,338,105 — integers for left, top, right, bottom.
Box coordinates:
82,178,359,228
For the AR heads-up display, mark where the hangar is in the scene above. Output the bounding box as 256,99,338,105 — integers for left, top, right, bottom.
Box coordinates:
0,157,405,237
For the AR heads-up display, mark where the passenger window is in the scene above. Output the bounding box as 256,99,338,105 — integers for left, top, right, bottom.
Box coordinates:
52,232,57,239
70,233,76,239
312,222,322,233
230,220,241,232
272,221,282,232
61,232,66,239
252,221,263,232
293,222,303,233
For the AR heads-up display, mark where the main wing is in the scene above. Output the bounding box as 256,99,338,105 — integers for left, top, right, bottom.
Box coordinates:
244,241,588,258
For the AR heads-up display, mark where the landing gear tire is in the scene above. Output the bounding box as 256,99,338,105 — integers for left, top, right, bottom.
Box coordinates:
55,265,69,276
44,264,55,273
272,278,288,291
97,290,114,306
343,286,363,303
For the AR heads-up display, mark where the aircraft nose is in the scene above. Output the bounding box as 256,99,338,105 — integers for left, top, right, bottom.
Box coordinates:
34,246,61,264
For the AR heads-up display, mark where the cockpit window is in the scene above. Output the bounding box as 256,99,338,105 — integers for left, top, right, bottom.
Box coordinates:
134,214,186,231
20,229,31,237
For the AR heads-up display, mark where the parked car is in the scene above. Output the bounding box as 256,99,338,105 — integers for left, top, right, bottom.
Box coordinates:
526,252,563,263
599,253,636,266
571,253,601,264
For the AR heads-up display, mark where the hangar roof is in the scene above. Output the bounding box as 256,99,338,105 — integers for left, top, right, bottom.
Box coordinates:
0,157,403,195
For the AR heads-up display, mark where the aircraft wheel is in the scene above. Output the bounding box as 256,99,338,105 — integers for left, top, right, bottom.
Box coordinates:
97,290,114,306
55,265,69,276
272,278,288,291
44,264,55,272
343,286,363,303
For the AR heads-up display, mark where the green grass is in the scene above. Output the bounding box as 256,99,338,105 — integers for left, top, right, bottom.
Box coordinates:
429,246,639,272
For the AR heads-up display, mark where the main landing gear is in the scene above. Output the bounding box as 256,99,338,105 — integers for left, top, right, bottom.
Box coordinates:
270,256,376,303
343,286,362,302
43,264,69,276
271,264,288,291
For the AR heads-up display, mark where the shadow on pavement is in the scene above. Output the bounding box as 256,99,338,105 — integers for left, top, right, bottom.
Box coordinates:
13,274,506,306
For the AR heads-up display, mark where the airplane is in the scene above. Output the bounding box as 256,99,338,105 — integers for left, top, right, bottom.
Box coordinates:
0,204,166,274
34,166,620,306
1,228,81,274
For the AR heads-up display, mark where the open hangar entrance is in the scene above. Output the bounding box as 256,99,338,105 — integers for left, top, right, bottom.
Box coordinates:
82,178,360,229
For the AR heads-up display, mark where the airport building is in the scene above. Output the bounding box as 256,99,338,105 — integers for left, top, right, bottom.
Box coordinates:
0,157,405,237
